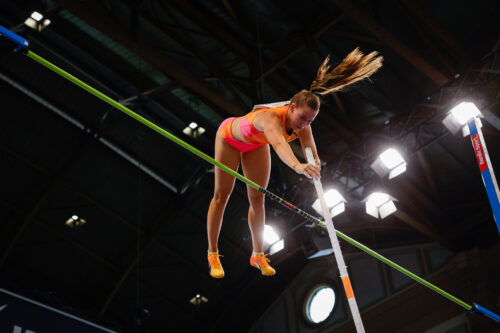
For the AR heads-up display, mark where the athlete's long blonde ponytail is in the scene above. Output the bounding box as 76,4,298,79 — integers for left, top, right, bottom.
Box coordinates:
310,48,383,95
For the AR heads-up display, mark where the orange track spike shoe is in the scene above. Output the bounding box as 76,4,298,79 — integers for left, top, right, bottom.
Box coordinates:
208,253,225,279
250,253,276,276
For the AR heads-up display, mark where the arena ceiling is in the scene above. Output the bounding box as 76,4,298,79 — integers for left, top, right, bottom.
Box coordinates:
0,0,499,331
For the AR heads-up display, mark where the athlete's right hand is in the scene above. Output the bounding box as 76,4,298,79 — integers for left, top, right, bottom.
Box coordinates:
293,163,321,179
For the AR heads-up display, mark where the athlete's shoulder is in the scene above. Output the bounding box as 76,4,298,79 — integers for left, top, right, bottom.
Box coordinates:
251,100,290,111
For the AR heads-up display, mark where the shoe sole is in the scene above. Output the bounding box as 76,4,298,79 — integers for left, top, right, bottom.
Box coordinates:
250,263,276,276
210,274,224,279
208,264,224,279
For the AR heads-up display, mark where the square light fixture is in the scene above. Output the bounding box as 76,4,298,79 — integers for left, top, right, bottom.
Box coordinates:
269,239,284,255
442,102,483,136
362,192,397,219
264,225,284,255
264,225,280,244
65,215,86,228
189,294,208,306
312,189,346,218
371,148,406,179
24,11,51,32
183,122,205,138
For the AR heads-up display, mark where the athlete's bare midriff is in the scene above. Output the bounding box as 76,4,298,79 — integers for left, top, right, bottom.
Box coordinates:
230,112,268,144
230,117,248,143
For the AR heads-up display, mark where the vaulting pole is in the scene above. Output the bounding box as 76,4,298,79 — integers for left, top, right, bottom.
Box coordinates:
305,147,365,332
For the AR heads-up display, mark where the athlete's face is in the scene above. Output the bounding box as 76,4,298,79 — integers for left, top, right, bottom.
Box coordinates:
289,103,318,131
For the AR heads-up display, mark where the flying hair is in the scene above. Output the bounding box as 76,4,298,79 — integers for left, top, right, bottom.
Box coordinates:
310,47,383,95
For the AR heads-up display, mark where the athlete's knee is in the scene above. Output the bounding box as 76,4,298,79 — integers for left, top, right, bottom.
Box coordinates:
212,189,232,205
248,191,265,207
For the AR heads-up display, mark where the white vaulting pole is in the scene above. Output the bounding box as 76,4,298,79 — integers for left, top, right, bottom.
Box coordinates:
305,148,365,333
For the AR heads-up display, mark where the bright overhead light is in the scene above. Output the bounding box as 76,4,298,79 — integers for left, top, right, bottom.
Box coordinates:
362,192,397,219
31,11,44,21
65,215,86,228
269,239,284,255
312,189,346,218
183,122,205,138
189,294,208,306
442,102,483,136
379,148,404,169
24,11,51,31
371,148,406,179
264,225,280,244
450,102,481,125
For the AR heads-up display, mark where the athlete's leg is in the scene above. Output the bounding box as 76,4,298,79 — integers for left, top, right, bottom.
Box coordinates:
207,133,241,253
241,145,275,275
241,144,271,253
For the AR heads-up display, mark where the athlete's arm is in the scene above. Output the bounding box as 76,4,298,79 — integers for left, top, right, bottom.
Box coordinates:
298,125,321,169
257,112,320,179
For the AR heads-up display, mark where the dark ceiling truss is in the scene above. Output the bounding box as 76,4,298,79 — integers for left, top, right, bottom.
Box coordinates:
0,81,263,325
0,71,256,319
6,10,221,153
331,0,449,86
0,138,260,323
53,0,248,119
0,199,201,322
190,0,471,147
392,0,455,76
397,0,469,67
219,0,247,40
0,70,181,193
10,7,234,198
169,0,363,148
157,1,252,103
114,0,254,108
3,66,268,326
0,137,89,271
254,11,346,82
118,80,183,106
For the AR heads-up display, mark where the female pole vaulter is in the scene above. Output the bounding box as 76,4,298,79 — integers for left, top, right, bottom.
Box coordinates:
207,48,383,278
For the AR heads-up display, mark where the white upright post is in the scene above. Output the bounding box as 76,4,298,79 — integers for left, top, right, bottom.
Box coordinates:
305,148,365,333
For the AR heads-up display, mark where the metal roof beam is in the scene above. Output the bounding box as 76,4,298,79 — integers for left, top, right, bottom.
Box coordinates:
393,0,455,75
171,0,360,146
148,1,252,106
256,12,345,82
0,138,88,270
400,0,469,66
326,29,383,45
331,0,449,85
54,0,247,116
0,199,194,321
393,210,450,248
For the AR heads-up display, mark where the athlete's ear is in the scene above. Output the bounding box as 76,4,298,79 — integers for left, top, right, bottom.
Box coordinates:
290,103,296,111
